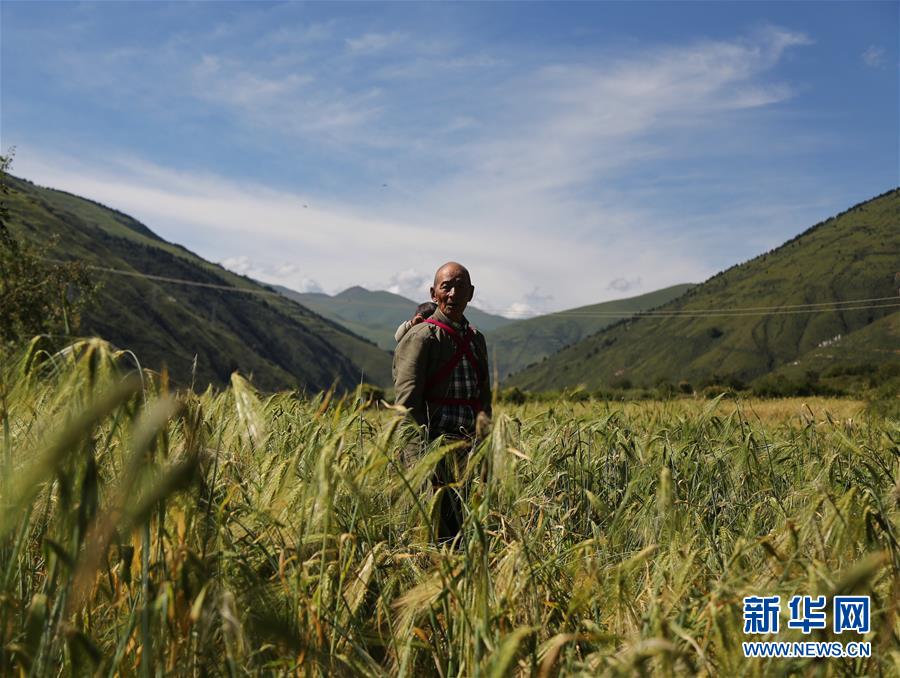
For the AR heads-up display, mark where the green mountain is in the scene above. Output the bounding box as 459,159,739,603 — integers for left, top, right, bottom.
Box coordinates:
4,174,393,391
487,284,694,379
510,189,900,391
276,284,512,351
755,312,899,394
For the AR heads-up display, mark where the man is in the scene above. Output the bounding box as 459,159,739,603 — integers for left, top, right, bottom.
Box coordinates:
393,261,492,541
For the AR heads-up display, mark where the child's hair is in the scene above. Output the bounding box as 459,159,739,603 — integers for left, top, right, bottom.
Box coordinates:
415,302,437,319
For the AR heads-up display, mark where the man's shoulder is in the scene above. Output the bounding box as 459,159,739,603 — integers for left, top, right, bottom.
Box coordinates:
396,321,439,351
467,323,488,344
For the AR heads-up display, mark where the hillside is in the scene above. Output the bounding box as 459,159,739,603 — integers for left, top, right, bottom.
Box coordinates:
277,284,512,351
488,284,694,379
756,311,899,394
510,189,900,391
3,174,393,391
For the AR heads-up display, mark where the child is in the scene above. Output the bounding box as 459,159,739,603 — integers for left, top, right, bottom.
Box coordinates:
395,301,437,342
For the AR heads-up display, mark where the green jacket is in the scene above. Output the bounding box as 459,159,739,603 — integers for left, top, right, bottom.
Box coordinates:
392,308,492,433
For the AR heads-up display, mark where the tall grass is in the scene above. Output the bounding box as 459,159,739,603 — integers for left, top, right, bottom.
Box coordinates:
1,338,897,675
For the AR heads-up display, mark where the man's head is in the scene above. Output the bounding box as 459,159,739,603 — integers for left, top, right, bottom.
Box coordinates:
430,262,474,323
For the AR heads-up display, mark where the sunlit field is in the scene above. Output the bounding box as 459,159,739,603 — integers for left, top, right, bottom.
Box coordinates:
1,339,897,676
516,397,869,428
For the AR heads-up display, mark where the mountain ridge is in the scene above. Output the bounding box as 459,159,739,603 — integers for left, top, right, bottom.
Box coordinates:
509,188,900,391
276,284,512,350
487,283,695,378
4,173,393,391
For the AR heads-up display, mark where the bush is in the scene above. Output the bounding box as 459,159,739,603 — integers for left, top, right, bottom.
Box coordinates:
1,152,98,352
700,374,746,391
751,374,844,398
497,386,528,405
654,379,677,399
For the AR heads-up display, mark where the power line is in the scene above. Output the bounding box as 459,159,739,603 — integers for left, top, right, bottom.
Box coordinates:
48,258,900,320
620,303,900,319
547,296,900,315
314,296,900,318
48,259,284,297
528,300,900,319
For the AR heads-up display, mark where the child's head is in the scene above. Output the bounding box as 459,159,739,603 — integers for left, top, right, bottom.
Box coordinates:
412,301,437,324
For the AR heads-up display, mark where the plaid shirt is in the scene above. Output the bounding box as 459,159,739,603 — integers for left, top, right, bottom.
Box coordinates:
430,319,482,438
393,308,492,440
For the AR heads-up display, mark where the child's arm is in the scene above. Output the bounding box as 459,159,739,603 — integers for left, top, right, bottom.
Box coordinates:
394,319,413,342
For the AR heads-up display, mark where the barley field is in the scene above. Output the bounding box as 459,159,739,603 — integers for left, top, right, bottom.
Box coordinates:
1,338,898,676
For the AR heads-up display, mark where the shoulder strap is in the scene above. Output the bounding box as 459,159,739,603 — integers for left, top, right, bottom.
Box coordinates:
423,318,487,391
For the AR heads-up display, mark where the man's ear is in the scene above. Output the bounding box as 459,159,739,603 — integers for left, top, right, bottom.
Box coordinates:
467,285,475,302
429,286,437,302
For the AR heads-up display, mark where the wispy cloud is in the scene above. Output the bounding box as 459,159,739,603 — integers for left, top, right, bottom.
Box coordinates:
346,31,407,54
192,55,314,107
13,145,710,314
861,45,885,68
188,53,384,139
9,15,847,315
440,26,812,197
220,255,324,293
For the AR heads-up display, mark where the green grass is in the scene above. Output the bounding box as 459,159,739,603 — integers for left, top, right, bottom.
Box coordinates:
1,338,898,675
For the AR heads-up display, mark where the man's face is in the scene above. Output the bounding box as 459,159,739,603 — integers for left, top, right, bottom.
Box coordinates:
431,265,474,323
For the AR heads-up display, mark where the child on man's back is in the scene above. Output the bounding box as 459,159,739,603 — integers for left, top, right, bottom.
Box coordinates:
394,302,437,342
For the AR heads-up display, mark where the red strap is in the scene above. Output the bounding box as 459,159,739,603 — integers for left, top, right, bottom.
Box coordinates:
423,318,487,386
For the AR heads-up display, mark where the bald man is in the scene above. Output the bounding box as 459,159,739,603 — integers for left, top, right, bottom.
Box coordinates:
392,262,492,541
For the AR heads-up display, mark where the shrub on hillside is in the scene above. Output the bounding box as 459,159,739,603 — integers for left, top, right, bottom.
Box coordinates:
0,152,98,352
497,386,528,405
751,374,844,398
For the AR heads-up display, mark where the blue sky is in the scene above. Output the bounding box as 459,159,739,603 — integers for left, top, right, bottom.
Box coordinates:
2,1,897,317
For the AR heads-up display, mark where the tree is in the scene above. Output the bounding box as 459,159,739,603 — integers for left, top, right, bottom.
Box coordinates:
0,151,98,351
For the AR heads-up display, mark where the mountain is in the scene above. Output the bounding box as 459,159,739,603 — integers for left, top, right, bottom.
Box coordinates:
755,312,899,394
276,284,512,351
487,284,694,379
509,189,900,391
4,174,393,391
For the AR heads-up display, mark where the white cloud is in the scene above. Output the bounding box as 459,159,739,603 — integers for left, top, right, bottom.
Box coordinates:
486,288,555,319
189,54,382,139
10,26,822,315
502,302,540,319
192,55,314,107
220,255,253,274
862,45,885,68
381,268,431,302
346,31,406,54
219,255,323,293
7,143,727,315
449,27,811,193
289,277,325,294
